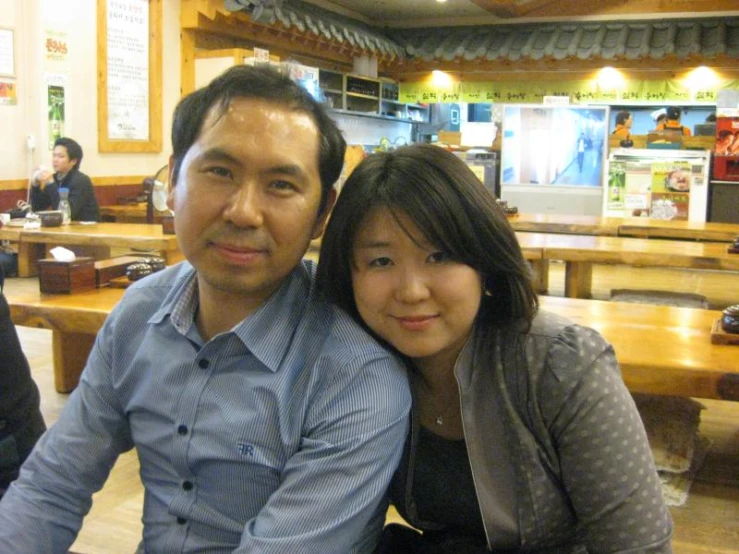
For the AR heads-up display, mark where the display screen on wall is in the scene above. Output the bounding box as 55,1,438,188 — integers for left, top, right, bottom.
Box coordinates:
501,105,609,188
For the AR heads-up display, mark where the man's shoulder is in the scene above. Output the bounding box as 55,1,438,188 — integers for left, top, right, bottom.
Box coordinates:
69,170,93,186
293,262,400,366
113,263,189,318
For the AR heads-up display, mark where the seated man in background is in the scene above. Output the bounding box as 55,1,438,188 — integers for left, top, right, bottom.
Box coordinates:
0,65,410,554
0,264,46,499
31,137,100,221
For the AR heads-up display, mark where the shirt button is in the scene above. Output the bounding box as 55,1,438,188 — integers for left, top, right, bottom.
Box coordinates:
182,480,193,491
177,517,187,525
198,358,209,369
177,425,188,436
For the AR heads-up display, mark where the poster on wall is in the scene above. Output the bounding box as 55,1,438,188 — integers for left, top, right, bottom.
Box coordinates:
0,28,14,77
649,161,691,220
47,84,65,150
0,78,17,105
605,160,626,211
44,29,69,67
106,0,149,140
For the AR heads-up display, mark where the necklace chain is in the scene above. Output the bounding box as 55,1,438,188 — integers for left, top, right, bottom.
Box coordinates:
418,382,457,426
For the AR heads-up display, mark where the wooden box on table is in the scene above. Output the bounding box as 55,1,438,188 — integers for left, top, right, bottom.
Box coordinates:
37,257,96,293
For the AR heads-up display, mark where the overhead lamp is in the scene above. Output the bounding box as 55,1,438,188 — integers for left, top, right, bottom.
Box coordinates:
431,70,453,87
684,66,719,90
597,66,625,90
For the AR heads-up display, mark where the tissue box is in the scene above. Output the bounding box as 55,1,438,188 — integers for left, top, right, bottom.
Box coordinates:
38,257,96,293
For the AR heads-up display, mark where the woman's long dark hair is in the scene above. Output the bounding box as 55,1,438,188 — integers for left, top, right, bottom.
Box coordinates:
316,144,538,348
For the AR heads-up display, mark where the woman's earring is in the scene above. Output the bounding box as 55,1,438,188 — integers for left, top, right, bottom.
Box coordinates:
483,277,493,297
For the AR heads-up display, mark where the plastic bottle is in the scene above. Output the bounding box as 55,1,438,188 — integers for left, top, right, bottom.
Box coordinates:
59,187,71,224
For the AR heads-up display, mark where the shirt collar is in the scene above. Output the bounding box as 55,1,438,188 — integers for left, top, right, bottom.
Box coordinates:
234,262,313,373
148,261,314,374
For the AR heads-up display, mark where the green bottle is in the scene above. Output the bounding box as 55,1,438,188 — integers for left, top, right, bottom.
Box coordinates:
49,102,62,149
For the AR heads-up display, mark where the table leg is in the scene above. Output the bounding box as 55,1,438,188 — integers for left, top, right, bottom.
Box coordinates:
564,262,593,299
529,260,549,294
52,331,95,393
17,242,44,277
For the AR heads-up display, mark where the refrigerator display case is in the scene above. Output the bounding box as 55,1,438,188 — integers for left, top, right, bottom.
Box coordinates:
604,148,711,222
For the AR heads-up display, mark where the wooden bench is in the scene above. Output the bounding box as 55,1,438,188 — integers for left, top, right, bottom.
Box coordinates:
9,288,739,400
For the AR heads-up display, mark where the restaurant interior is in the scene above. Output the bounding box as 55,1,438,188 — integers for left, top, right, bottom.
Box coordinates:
1,1,739,552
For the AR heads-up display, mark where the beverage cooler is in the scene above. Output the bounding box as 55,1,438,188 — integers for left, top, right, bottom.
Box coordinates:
604,148,711,222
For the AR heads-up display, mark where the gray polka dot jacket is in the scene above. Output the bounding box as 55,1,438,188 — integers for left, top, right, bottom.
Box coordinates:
388,310,673,553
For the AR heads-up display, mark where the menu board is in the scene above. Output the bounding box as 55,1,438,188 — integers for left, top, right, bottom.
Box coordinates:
106,0,149,140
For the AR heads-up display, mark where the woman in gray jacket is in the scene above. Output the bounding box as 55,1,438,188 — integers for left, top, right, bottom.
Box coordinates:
317,144,672,553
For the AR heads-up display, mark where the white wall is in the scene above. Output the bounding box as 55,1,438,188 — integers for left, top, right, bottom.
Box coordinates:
0,0,180,181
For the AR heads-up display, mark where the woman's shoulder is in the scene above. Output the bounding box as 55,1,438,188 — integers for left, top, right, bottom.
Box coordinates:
524,310,612,378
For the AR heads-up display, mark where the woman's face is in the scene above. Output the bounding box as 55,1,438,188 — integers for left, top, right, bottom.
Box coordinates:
351,207,483,371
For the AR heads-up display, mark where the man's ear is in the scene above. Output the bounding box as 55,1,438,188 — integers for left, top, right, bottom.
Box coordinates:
312,188,337,240
166,155,177,212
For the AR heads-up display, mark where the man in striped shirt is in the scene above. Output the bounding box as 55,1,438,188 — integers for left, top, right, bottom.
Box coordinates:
0,65,410,553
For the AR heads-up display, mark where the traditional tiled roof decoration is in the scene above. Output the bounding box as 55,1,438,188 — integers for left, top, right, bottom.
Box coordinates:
224,2,739,65
389,19,739,63
224,0,406,58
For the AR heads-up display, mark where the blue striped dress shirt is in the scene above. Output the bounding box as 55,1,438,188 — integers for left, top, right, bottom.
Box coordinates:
0,260,410,553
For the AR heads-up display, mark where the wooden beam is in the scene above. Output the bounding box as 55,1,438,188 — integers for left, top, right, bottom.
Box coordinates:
472,0,739,18
469,0,519,18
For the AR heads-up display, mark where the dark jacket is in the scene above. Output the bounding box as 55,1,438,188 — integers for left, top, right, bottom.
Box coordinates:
30,168,100,222
0,266,46,497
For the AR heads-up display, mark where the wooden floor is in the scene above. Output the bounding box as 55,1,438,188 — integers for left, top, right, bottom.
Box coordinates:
4,262,739,554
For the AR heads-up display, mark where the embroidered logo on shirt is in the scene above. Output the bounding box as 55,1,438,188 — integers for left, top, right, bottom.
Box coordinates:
237,442,255,456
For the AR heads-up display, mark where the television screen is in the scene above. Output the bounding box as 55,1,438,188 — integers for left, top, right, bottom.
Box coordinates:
501,105,609,188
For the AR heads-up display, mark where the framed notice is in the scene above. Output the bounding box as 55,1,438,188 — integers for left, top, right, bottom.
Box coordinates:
97,0,162,152
0,28,15,78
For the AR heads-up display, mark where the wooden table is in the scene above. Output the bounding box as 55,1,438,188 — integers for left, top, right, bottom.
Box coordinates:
516,232,739,298
9,287,124,392
507,213,739,243
100,203,169,224
508,213,621,236
540,296,739,401
617,218,739,242
12,222,182,277
10,287,739,400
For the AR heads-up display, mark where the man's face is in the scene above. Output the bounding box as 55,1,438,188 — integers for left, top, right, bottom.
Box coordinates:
52,146,76,174
168,98,332,314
